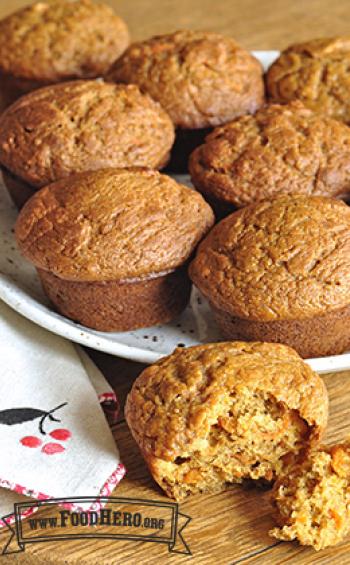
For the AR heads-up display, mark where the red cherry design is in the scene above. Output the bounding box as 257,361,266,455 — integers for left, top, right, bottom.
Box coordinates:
20,436,42,448
49,428,71,441
42,443,65,455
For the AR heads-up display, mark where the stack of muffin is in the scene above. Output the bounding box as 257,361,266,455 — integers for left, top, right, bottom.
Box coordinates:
2,0,350,552
0,0,348,361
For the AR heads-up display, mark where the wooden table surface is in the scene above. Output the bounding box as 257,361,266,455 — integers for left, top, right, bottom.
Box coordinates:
1,0,350,564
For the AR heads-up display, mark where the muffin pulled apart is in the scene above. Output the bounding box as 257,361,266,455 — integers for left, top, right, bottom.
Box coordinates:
125,341,328,500
270,443,350,550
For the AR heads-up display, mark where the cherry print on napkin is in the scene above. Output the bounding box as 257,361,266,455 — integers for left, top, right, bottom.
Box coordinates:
42,443,66,455
49,429,71,441
20,436,43,448
0,403,71,455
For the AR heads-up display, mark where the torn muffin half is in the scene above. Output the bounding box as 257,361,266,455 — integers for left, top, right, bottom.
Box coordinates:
270,442,350,551
125,341,328,500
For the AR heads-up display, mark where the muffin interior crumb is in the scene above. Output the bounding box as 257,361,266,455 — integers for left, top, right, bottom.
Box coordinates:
270,447,350,550
155,387,309,500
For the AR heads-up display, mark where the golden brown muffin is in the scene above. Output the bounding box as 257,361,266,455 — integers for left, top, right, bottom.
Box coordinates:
15,168,214,331
189,195,350,359
106,30,265,171
266,37,350,123
125,341,328,500
0,80,175,206
0,0,129,107
270,443,350,550
189,101,350,215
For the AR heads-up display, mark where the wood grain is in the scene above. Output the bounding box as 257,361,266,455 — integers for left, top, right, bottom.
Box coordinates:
2,0,350,563
2,370,350,564
1,0,350,49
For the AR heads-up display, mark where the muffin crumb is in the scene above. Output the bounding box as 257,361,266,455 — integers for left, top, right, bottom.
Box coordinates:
270,443,350,550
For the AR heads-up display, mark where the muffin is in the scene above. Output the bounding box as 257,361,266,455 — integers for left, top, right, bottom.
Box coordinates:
0,80,175,208
0,0,129,108
189,195,350,359
270,443,350,550
15,168,214,332
266,37,350,123
125,341,328,500
189,101,350,216
106,30,265,171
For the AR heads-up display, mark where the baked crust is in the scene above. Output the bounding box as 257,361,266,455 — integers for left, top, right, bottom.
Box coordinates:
189,195,350,321
125,342,328,499
106,30,265,129
212,303,350,359
189,101,350,210
267,37,350,123
270,443,350,550
15,168,214,281
0,0,129,92
38,267,191,332
0,81,175,187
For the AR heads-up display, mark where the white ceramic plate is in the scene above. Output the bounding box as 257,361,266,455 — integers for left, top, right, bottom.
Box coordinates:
1,51,350,374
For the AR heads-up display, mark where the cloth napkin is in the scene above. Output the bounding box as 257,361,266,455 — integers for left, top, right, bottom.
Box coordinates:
0,300,125,525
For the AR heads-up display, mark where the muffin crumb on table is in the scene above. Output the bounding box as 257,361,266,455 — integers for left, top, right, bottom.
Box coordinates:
270,443,350,550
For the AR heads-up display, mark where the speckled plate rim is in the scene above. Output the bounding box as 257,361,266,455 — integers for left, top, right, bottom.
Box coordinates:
1,50,350,374
1,272,350,373
0,274,164,364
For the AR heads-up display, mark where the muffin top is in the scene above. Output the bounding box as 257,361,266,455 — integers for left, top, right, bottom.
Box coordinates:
0,0,129,84
189,195,350,321
0,81,175,187
266,37,350,123
189,101,350,208
106,30,264,129
15,168,214,282
125,341,328,461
